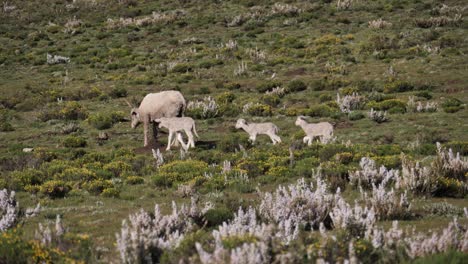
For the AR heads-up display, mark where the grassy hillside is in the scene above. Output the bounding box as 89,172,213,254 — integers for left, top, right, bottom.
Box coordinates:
0,0,467,263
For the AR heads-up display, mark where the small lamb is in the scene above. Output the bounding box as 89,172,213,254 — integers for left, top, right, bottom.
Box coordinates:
235,119,281,145
295,116,333,145
154,117,199,150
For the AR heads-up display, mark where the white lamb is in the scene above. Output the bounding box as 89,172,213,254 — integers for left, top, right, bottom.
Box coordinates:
235,119,281,145
295,116,333,145
154,117,199,151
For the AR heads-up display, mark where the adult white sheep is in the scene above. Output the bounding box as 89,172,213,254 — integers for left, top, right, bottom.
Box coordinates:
154,117,199,151
125,90,186,147
295,116,333,145
235,119,281,145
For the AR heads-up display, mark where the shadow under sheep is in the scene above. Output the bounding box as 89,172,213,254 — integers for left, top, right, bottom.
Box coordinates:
133,137,217,154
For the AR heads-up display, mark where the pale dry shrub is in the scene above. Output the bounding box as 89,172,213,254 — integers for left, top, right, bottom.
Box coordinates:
406,218,468,258
47,53,70,64
196,207,273,264
234,61,248,76
187,96,219,119
368,108,388,123
349,157,398,189
396,154,436,195
107,10,186,28
0,189,18,232
259,178,341,243
360,183,411,220
433,142,468,180
336,0,353,10
34,215,66,247
330,198,376,237
64,16,83,34
116,198,212,263
365,221,404,250
336,93,364,113
271,3,302,16
265,87,285,97
196,240,271,264
368,18,392,29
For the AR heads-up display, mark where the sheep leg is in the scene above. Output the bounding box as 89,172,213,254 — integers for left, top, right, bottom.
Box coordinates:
152,122,158,142
171,133,179,147
249,133,257,144
177,132,188,151
268,133,280,145
172,131,180,147
166,131,173,150
143,121,149,147
186,130,195,148
320,135,327,144
273,134,282,144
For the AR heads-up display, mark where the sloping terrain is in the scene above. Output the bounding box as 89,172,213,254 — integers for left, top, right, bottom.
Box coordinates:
0,0,467,263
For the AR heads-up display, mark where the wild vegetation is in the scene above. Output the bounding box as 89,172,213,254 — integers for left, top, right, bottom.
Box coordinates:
0,0,467,263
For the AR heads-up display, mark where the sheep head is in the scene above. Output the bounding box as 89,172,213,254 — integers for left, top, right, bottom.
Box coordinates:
235,119,246,129
130,108,141,129
295,116,307,126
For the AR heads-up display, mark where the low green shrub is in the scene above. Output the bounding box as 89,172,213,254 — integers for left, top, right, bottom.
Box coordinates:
40,180,71,198
38,102,88,121
197,59,223,69
319,94,333,102
366,99,406,111
348,111,365,121
255,81,282,93
374,155,401,169
153,160,209,187
444,141,468,156
216,92,235,104
0,109,14,131
57,168,97,182
293,157,320,178
125,176,145,185
225,82,241,90
203,207,234,227
305,104,333,117
109,87,128,98
245,103,272,116
310,78,348,91
319,144,350,161
287,79,307,93
170,63,192,73
83,179,112,195
415,91,432,100
9,169,45,191
63,136,87,148
101,187,120,197
434,178,466,198
442,98,463,113
103,161,132,177
0,230,36,263
412,250,468,264
87,113,113,130
334,152,354,164
88,111,125,130
59,102,88,120
236,158,268,178
217,133,250,152
261,94,281,106
383,80,414,93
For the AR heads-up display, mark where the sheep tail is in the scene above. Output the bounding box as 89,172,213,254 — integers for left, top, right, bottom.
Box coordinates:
192,122,200,138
